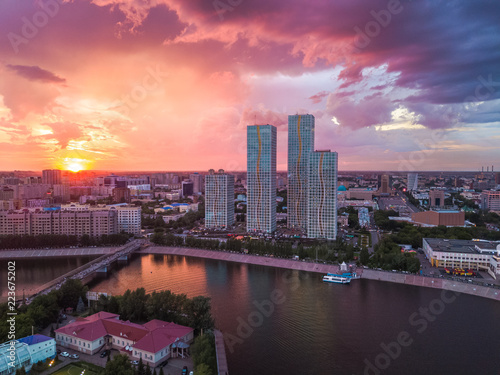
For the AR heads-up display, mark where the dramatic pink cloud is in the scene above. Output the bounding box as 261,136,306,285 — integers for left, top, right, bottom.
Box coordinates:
0,0,499,171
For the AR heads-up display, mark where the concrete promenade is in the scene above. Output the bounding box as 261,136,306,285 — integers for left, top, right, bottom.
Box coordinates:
142,246,500,302
143,246,346,275
0,247,118,259
214,330,229,375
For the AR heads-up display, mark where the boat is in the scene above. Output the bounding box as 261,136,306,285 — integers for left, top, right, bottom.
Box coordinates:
323,274,351,284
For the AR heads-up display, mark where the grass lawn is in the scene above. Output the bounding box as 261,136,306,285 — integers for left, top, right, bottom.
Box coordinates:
50,362,101,375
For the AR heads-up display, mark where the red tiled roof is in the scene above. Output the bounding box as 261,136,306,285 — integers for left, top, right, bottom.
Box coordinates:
55,318,108,342
102,319,148,342
134,321,193,353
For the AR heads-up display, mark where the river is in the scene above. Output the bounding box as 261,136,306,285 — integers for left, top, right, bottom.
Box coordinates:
2,254,499,374
87,253,500,375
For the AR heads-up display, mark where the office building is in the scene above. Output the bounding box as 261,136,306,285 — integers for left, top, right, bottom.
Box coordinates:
190,172,204,194
288,114,315,230
407,173,418,191
42,169,62,185
205,169,235,228
379,174,390,194
182,180,194,197
429,189,445,207
481,190,500,211
307,151,338,240
247,125,277,233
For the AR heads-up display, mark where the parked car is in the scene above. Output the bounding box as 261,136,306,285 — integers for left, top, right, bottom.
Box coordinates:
56,349,61,354
60,352,69,357
182,366,188,375
131,360,139,365
70,354,79,359
100,350,109,358
160,360,168,367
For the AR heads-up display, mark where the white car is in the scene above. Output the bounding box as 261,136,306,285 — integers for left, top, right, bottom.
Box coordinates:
70,354,79,359
60,352,69,357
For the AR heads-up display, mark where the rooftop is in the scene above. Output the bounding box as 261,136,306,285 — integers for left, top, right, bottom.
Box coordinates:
424,238,500,254
17,334,54,346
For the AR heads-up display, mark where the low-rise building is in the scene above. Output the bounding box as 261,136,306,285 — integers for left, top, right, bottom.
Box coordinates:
0,334,56,374
55,312,193,367
423,238,500,279
411,210,465,227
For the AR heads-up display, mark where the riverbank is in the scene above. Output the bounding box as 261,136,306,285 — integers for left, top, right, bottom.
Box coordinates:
142,246,500,302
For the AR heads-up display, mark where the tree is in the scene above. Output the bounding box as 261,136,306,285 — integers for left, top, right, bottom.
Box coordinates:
158,368,165,375
191,333,217,374
194,363,213,375
58,279,86,310
15,367,27,375
145,363,152,375
185,296,215,334
360,247,370,265
50,325,55,338
76,297,86,313
104,354,135,375
137,357,145,375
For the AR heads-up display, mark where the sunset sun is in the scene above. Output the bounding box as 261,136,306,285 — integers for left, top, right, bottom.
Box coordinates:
61,158,90,172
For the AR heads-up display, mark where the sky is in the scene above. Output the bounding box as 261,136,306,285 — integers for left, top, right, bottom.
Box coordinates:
0,0,499,172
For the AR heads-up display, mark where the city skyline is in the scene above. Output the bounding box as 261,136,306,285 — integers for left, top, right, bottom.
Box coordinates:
1,1,499,171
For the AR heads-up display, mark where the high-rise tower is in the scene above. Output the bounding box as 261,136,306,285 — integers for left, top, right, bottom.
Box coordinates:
205,169,234,228
247,125,277,233
307,151,338,240
287,114,315,230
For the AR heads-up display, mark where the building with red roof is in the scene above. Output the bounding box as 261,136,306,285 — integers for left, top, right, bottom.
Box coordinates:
55,312,194,367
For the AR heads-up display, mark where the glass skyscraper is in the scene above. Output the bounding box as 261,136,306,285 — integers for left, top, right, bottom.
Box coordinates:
307,151,338,240
205,169,234,228
247,125,277,233
287,114,315,230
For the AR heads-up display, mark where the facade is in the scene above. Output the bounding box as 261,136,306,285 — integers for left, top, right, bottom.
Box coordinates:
481,190,500,211
53,184,70,203
429,189,445,207
247,125,277,233
411,210,465,226
307,151,338,240
190,173,204,194
181,180,194,197
423,238,500,279
407,173,418,191
42,169,62,186
345,188,374,200
379,174,390,194
108,205,141,236
287,114,315,230
113,187,131,203
205,169,234,228
0,210,117,236
55,312,194,367
0,204,141,236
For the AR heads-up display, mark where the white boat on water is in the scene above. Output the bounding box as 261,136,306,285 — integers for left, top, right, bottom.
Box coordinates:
322,274,351,284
